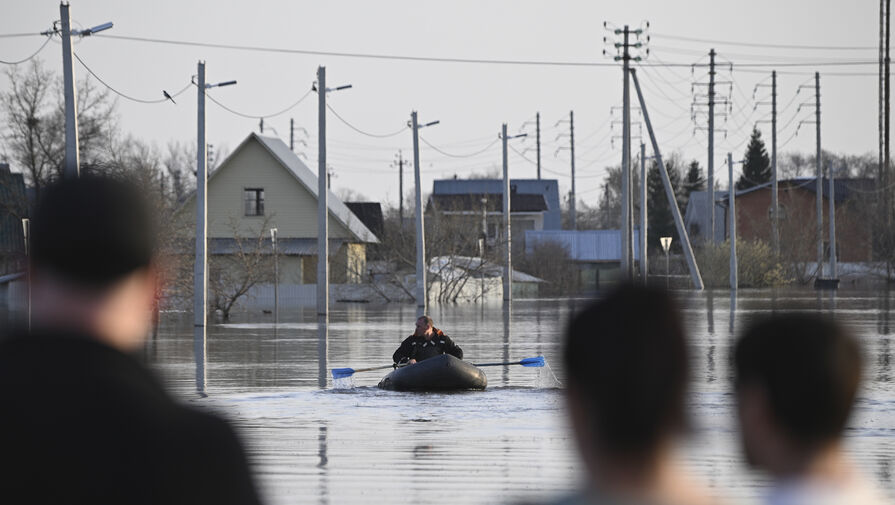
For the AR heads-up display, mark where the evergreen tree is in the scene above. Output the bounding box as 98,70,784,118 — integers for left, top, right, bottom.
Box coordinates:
736,128,771,190
683,160,706,209
646,156,683,250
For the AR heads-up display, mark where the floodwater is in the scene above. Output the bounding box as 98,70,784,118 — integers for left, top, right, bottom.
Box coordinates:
141,290,895,505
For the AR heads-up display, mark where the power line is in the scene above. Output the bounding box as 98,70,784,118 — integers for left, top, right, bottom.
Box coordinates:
651,32,876,51
325,103,406,138
0,33,45,39
206,88,312,119
0,35,51,65
419,135,499,158
73,51,191,103
91,33,878,69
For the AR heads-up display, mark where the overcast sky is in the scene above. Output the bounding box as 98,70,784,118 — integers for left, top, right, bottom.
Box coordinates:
0,1,882,205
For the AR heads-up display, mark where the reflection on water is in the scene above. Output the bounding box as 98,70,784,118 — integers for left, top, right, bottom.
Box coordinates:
143,290,895,504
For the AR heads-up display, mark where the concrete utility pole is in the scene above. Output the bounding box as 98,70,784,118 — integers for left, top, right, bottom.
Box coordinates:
729,153,737,290
60,3,79,178
631,69,704,290
271,228,279,324
410,112,439,315
317,66,328,316
536,112,542,180
395,151,405,226
194,62,236,330
708,49,716,244
22,218,30,330
290,118,295,150
771,71,779,255
569,111,577,230
640,143,648,285
500,124,527,302
195,61,208,330
503,123,511,302
259,118,264,134
829,161,838,280
621,25,633,280
313,68,351,316
815,72,824,278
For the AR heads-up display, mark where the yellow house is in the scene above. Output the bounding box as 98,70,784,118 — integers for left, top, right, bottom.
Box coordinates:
178,133,378,290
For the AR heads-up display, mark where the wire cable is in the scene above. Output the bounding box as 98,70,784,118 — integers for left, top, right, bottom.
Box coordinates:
325,103,407,138
0,35,51,65
206,88,313,119
73,51,190,103
420,136,499,158
651,32,876,51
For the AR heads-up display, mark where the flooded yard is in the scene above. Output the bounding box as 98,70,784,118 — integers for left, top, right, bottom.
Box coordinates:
137,290,893,504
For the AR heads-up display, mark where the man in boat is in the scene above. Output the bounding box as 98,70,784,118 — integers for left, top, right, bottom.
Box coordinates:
0,176,262,504
392,315,463,364
557,284,718,505
733,314,888,504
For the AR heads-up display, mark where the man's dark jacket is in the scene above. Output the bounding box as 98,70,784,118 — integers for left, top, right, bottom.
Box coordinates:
0,329,263,505
392,328,463,363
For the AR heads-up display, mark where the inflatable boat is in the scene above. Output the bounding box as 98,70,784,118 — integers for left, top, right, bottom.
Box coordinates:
378,354,487,392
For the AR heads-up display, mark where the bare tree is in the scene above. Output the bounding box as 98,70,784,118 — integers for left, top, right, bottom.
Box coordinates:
0,59,115,196
207,216,274,320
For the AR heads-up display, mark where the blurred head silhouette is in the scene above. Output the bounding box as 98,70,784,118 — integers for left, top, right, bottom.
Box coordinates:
734,313,861,478
28,175,158,351
563,284,708,504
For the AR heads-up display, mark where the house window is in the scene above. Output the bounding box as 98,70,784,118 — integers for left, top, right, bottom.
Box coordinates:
244,188,264,216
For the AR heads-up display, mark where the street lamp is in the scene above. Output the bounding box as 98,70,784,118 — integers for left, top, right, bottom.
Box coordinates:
660,236,672,289
271,227,279,324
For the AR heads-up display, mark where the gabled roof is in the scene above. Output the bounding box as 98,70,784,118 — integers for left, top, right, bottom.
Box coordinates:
199,133,378,243
345,202,384,237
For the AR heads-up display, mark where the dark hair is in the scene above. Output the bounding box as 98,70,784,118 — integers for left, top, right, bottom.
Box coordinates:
563,284,689,458
30,175,157,288
734,313,861,449
418,315,434,327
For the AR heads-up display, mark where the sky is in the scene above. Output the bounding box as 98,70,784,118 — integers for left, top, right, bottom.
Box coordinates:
0,1,883,207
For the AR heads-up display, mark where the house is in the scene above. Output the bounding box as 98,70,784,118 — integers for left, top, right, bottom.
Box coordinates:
429,178,560,235
720,177,874,263
0,163,27,276
525,229,641,290
177,133,378,293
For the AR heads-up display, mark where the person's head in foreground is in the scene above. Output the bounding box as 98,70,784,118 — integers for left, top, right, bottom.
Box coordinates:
27,174,158,349
734,313,886,504
2,175,262,505
562,284,715,505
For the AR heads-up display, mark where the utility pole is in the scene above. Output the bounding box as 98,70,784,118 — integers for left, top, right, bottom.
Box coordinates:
815,72,824,279
259,118,264,133
503,123,511,302
606,23,647,280
536,112,542,179
570,111,577,230
194,62,236,331
631,69,704,290
729,153,737,290
317,66,328,316
22,218,30,330
829,161,838,280
410,112,439,315
755,71,780,254
640,143,648,285
621,26,633,280
772,71,778,255
313,68,351,316
290,118,295,150
271,228,279,324
60,3,79,178
394,151,405,227
195,61,207,331
500,124,527,302
708,49,716,244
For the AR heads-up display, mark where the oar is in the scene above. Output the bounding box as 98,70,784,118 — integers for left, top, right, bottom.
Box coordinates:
331,364,396,379
473,356,545,368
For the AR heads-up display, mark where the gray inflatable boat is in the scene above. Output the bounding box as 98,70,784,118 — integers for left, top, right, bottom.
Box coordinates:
378,354,487,392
